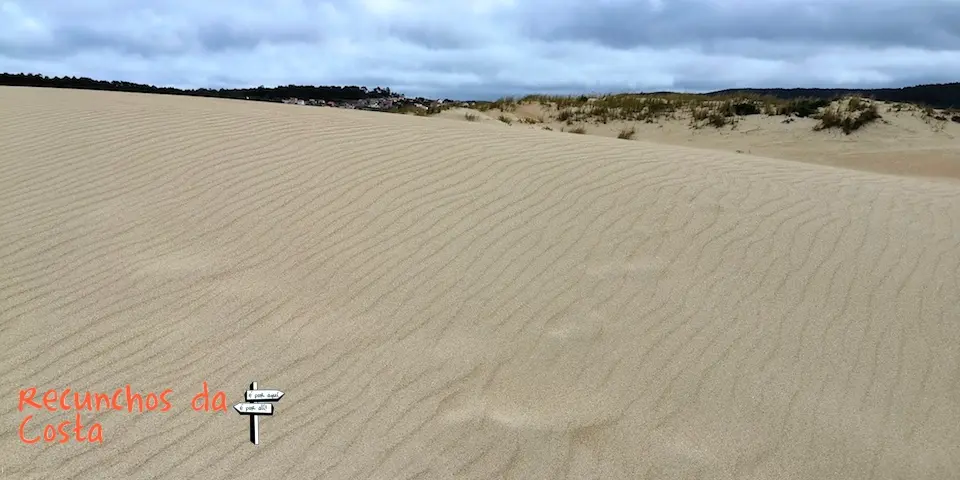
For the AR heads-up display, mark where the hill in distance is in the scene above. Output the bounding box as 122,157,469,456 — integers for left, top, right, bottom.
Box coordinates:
2,72,960,109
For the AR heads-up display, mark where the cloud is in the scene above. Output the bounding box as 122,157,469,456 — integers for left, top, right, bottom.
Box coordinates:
1,0,958,99
517,0,960,51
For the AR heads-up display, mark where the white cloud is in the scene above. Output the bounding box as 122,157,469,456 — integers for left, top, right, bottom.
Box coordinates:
1,0,958,99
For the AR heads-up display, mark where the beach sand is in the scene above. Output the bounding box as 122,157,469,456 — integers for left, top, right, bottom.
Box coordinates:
2,86,959,479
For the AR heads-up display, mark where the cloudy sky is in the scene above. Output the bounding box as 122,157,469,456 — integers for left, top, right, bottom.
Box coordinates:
1,0,958,99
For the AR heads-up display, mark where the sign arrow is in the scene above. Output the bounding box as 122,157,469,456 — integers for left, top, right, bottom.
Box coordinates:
245,389,284,402
234,402,274,415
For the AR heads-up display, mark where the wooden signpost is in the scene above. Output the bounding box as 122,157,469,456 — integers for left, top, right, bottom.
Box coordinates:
234,381,284,445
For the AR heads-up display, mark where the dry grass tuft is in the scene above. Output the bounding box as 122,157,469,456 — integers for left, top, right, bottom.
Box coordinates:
490,96,518,112
814,103,882,134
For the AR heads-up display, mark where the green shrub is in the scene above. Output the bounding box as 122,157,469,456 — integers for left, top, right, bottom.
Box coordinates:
814,104,881,134
617,126,636,139
778,98,830,117
732,102,761,116
707,112,731,128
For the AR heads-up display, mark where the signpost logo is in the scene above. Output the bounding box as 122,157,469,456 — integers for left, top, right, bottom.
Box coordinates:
234,381,284,445
17,381,284,445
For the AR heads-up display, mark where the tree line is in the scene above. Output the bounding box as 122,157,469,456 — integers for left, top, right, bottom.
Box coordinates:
3,72,958,109
0,73,397,102
707,83,960,109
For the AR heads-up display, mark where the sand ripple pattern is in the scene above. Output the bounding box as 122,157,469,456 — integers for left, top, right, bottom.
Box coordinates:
2,88,960,479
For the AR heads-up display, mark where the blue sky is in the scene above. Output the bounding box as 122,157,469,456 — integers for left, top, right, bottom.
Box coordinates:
1,0,958,99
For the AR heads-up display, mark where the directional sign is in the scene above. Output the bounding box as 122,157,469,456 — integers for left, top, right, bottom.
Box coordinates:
234,402,274,415
238,381,284,445
246,389,284,402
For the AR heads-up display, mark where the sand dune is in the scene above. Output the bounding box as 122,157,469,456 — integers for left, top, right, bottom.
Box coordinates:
2,86,960,479
464,101,960,181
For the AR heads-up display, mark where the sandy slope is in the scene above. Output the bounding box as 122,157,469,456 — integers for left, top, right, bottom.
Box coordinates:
2,86,960,479
468,103,960,181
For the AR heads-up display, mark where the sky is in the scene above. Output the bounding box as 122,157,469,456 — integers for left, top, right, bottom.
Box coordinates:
1,0,958,100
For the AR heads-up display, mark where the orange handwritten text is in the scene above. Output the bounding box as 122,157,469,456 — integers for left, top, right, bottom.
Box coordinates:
19,413,103,444
17,383,225,445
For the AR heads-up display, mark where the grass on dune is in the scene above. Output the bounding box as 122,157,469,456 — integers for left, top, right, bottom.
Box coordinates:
445,91,959,136
474,92,907,134
813,102,882,134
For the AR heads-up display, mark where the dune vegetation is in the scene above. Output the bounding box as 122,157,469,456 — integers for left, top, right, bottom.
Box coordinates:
468,93,907,134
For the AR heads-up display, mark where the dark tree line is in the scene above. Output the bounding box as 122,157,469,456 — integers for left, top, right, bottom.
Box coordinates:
0,73,398,102
3,72,958,109
707,83,960,109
